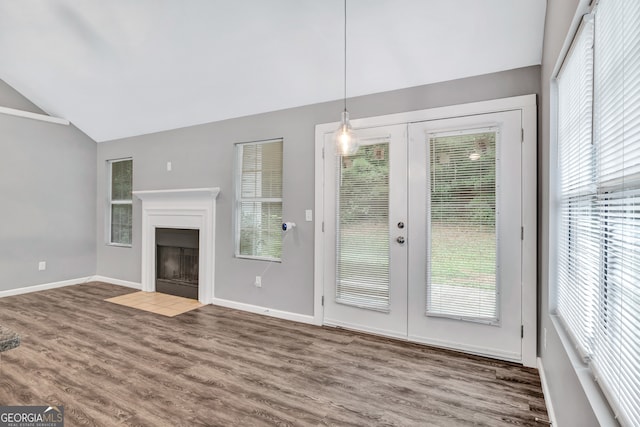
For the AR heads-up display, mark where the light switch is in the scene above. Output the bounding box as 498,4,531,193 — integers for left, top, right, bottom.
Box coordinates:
166,161,172,171
305,209,313,222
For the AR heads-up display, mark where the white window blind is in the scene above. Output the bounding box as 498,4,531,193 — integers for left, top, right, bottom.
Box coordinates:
556,17,598,358
235,139,283,260
555,1,640,424
591,0,640,425
335,142,390,311
428,129,498,321
108,158,133,246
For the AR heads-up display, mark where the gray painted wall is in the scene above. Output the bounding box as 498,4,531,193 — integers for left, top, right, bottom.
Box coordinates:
539,1,615,425
96,65,540,316
0,80,45,114
0,80,97,291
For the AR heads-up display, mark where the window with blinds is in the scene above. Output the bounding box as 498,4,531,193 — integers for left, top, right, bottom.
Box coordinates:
428,129,498,321
556,16,597,358
336,142,390,311
555,1,640,425
235,139,283,261
108,158,133,246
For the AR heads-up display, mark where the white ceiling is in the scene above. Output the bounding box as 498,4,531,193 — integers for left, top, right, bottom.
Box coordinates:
0,0,546,142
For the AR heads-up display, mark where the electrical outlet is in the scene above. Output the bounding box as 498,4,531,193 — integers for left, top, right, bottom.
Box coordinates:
305,209,313,222
255,276,262,287
544,328,547,349
38,261,46,271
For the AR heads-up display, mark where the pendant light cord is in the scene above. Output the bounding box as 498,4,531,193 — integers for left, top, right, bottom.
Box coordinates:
343,0,347,113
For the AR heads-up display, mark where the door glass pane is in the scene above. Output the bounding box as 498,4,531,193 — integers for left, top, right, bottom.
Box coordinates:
336,142,390,312
428,129,498,321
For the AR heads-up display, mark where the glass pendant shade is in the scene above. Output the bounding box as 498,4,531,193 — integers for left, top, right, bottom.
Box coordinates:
334,110,359,156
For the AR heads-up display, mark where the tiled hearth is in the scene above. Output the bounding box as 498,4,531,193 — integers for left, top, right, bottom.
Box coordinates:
105,291,203,317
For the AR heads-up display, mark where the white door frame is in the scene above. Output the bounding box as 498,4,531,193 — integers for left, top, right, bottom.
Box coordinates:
314,94,537,367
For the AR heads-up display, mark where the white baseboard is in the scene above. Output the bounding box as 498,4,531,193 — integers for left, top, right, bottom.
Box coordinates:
0,276,93,298
91,275,142,290
1,277,311,328
0,275,142,299
212,297,315,325
537,357,558,427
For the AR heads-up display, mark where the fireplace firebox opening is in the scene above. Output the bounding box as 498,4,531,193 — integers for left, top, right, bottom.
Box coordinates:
155,228,199,300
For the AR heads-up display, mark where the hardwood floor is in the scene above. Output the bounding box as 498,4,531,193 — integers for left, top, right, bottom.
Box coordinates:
0,282,548,426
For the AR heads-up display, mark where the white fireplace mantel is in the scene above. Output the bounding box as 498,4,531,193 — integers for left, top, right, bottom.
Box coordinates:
133,187,220,304
133,187,220,202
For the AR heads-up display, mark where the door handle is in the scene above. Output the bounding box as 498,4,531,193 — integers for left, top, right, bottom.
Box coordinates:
397,236,405,244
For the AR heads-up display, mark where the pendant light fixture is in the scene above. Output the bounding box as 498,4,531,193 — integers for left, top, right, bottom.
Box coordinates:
334,0,359,156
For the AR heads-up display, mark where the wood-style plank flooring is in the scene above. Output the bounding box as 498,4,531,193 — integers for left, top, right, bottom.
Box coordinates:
0,282,548,426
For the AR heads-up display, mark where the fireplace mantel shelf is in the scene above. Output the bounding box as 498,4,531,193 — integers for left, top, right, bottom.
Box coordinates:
133,187,220,201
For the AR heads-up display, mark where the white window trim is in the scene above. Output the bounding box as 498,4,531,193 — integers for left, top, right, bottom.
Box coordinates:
107,157,133,247
234,139,283,262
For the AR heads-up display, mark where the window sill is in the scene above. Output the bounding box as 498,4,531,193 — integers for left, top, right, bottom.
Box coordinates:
549,315,618,426
106,243,132,248
235,254,281,263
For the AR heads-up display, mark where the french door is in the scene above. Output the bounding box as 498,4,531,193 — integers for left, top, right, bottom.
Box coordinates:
407,111,522,361
322,125,408,338
321,110,525,363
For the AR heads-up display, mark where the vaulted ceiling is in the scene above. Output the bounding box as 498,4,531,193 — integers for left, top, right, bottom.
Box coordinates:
0,1,546,142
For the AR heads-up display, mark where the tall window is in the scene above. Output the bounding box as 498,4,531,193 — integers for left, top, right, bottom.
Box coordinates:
235,139,283,260
555,1,640,425
108,158,133,246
